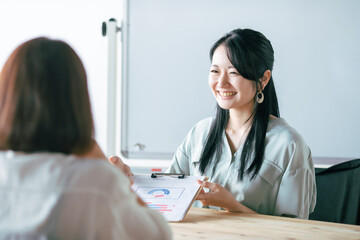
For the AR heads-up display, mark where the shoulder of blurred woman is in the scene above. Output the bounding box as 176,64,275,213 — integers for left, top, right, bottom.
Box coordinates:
69,154,131,191
0,151,130,193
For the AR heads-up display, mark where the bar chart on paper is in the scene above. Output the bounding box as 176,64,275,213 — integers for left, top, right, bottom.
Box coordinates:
138,187,184,213
132,175,206,222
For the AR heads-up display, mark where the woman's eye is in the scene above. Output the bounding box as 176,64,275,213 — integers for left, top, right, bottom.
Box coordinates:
210,69,219,73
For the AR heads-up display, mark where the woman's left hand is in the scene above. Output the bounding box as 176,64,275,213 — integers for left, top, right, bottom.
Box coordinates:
108,156,134,185
196,180,256,213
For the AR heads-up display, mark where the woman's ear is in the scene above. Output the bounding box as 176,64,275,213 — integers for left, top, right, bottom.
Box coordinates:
259,70,271,91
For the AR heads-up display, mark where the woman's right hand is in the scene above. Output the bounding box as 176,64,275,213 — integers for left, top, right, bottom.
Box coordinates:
109,156,134,185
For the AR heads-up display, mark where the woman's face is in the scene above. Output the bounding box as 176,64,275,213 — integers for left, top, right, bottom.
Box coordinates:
208,45,256,112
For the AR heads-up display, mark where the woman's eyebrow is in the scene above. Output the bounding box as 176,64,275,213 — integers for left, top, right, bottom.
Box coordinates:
210,64,235,68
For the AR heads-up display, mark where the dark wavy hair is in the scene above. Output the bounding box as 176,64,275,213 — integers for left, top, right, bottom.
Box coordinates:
199,29,280,180
0,37,94,154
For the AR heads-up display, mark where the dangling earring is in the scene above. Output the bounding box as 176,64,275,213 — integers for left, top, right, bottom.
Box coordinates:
256,91,264,104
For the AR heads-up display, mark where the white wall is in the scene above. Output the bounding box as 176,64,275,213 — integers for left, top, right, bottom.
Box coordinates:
0,0,122,152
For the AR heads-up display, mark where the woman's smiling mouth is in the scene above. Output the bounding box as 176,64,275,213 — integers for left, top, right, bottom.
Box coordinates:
218,91,237,97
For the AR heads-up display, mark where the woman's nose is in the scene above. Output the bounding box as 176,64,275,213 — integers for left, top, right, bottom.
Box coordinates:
217,73,229,87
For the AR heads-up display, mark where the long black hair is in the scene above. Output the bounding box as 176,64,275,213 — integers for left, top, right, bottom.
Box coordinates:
199,29,280,181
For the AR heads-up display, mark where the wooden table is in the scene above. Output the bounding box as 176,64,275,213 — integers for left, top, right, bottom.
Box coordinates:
170,208,360,240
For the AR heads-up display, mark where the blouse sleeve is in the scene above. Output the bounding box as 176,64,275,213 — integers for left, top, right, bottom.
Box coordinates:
167,125,194,175
167,144,191,175
167,118,213,175
273,153,317,219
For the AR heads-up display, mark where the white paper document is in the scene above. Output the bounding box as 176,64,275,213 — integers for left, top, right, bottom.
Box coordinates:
132,174,206,222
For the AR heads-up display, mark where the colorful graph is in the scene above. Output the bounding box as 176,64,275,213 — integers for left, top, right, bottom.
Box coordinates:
136,187,184,199
148,188,170,198
145,202,175,212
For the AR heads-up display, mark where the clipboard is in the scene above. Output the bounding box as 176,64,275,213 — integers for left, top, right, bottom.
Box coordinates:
132,173,208,222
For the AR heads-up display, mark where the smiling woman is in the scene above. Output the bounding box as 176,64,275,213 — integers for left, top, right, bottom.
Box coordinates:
167,28,317,219
209,45,259,113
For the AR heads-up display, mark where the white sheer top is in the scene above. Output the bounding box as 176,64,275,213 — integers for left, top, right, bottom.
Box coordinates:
0,151,171,240
168,117,316,219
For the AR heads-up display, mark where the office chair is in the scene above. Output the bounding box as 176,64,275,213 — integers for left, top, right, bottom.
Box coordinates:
309,158,360,225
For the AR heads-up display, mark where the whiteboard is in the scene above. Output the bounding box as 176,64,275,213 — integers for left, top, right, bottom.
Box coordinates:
119,0,360,160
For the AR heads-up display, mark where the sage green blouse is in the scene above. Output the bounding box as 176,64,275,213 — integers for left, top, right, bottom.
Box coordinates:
168,117,316,219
